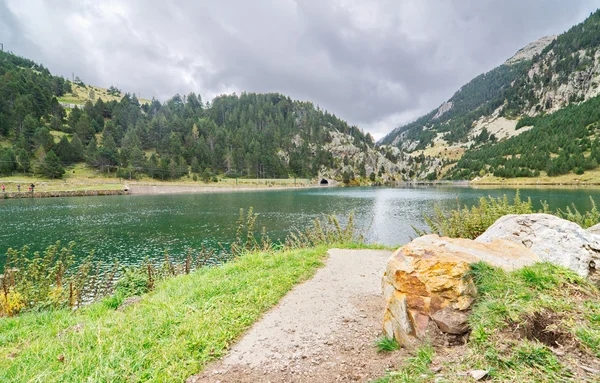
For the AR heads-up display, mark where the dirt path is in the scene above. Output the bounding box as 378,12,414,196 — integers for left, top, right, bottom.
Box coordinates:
187,248,405,383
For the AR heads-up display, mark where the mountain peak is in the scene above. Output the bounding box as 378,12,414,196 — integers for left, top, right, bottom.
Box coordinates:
504,35,557,66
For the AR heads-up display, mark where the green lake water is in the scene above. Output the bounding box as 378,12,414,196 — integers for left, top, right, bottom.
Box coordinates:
2,186,600,267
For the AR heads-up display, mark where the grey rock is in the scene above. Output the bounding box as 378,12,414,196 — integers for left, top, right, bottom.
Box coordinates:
468,369,489,380
117,296,143,312
476,214,600,278
587,223,600,236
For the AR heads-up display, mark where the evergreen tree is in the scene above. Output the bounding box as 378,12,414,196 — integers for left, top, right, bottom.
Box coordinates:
33,127,55,152
70,134,85,162
85,137,98,165
41,150,65,178
54,135,74,163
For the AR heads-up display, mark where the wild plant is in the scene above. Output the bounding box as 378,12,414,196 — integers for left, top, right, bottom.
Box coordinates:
1,208,362,316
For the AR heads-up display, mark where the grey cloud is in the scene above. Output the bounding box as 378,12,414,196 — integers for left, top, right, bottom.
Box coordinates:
2,0,600,139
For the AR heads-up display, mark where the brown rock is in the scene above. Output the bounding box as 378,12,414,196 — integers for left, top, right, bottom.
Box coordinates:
430,307,469,335
382,234,538,347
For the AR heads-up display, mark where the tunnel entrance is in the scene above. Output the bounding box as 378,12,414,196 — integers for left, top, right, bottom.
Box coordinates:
319,178,329,186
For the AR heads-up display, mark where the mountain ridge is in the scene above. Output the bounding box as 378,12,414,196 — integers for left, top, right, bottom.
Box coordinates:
0,49,441,183
379,9,600,182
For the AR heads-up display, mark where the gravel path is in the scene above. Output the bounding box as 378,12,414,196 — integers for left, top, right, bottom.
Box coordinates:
187,248,405,383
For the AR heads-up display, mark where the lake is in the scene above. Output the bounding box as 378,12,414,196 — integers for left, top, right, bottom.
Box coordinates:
2,186,600,267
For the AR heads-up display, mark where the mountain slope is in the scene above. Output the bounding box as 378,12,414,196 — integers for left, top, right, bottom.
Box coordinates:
379,9,600,181
0,50,417,182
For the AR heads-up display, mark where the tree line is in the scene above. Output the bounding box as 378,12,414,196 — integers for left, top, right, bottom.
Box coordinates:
0,51,377,180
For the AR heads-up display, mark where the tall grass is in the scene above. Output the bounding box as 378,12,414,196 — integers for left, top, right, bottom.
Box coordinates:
416,192,536,239
1,209,362,317
418,191,600,240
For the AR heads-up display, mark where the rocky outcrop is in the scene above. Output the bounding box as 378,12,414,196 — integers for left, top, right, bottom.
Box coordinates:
382,234,538,347
505,35,556,66
432,101,453,120
476,214,600,279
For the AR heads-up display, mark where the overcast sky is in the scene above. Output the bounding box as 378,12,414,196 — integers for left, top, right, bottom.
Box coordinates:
2,0,600,139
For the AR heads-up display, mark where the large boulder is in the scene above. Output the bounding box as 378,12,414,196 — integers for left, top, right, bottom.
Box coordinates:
476,214,600,279
587,223,600,236
382,234,538,347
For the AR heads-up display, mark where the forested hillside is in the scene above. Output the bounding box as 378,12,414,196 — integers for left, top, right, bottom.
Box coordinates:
378,9,600,182
449,94,600,179
378,61,530,149
0,51,412,182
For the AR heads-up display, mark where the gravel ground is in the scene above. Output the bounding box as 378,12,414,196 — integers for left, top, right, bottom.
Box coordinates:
187,248,406,383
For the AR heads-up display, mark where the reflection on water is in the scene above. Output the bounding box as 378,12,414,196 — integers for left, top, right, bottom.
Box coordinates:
1,186,600,267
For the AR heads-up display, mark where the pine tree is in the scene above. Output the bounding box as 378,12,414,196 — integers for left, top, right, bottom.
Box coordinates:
54,135,73,163
42,150,64,178
70,134,85,162
85,137,98,165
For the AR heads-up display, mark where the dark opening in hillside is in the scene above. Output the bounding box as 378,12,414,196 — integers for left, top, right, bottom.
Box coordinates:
320,179,329,185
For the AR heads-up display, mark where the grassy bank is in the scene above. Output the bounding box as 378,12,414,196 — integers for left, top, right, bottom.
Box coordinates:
377,262,600,382
0,164,315,195
0,243,378,382
471,168,600,186
379,193,600,382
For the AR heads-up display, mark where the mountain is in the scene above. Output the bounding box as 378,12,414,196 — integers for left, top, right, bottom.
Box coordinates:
0,50,417,182
379,10,600,181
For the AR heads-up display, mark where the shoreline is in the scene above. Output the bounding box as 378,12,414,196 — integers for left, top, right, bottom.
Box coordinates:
0,183,328,199
127,183,324,195
1,189,130,199
5,179,600,200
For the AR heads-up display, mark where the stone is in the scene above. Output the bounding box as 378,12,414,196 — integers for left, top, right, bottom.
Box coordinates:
382,234,538,347
587,223,600,236
117,296,143,312
430,307,469,335
468,369,489,380
476,214,600,278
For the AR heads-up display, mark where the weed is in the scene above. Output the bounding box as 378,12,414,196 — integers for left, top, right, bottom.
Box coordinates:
417,191,536,239
376,344,434,383
418,192,600,239
375,336,401,352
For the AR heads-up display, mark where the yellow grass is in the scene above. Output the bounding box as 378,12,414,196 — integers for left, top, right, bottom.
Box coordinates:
414,142,465,162
58,82,151,106
471,168,600,185
0,163,315,193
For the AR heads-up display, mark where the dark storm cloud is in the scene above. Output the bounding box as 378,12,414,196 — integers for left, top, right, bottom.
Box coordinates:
2,0,600,139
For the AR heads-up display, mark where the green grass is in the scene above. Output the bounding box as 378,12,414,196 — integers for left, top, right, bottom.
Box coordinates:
375,344,435,383
378,262,600,382
57,84,151,106
0,244,350,382
375,337,401,352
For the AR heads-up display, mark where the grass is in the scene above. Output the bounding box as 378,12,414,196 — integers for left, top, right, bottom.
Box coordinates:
419,192,537,239
57,83,151,106
471,168,600,185
376,336,401,352
1,243,371,382
421,192,600,239
377,262,600,382
1,163,316,194
375,344,435,383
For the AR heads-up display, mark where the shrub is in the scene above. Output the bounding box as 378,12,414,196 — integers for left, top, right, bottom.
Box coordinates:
555,196,600,228
2,209,363,316
1,242,119,313
419,192,600,240
114,267,150,297
0,291,25,317
418,191,536,239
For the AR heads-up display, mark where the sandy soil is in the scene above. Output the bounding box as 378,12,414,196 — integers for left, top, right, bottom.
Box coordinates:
186,249,405,383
